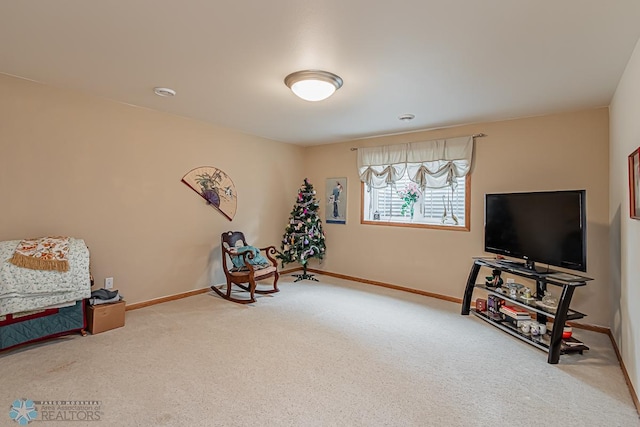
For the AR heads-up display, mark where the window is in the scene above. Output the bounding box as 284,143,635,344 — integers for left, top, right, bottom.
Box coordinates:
357,135,475,231
361,172,469,230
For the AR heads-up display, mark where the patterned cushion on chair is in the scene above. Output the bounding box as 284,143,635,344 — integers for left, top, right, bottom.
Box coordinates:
229,266,277,278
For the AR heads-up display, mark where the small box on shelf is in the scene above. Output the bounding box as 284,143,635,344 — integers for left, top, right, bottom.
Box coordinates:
487,295,505,314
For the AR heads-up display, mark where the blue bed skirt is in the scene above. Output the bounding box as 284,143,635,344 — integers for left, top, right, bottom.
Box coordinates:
0,300,85,351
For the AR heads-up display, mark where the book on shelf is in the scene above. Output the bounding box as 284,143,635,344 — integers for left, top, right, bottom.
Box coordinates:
499,305,531,319
502,316,530,329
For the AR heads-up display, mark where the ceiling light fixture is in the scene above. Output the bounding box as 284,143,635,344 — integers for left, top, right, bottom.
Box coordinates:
284,70,343,102
153,87,176,97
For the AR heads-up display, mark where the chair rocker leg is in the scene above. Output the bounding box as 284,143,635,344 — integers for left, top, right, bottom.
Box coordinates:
226,280,232,298
233,280,260,300
260,271,279,294
237,278,279,295
211,282,257,304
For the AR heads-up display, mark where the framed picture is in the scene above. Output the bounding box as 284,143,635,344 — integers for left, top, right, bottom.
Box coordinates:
326,177,347,224
629,147,640,220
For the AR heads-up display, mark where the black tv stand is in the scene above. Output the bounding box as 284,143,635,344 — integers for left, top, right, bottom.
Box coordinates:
498,259,551,274
461,257,593,364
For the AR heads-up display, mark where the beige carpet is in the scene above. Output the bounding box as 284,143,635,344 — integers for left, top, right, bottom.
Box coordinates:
1,275,638,426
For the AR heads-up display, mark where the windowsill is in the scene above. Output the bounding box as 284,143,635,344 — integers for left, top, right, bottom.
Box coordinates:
361,218,469,231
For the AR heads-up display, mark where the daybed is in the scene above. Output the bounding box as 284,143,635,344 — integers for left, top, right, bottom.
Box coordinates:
0,237,91,351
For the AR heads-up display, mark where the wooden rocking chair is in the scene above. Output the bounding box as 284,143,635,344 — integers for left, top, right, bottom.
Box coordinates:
212,231,280,304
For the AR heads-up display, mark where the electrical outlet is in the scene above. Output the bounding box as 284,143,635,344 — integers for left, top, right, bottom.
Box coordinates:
105,277,114,289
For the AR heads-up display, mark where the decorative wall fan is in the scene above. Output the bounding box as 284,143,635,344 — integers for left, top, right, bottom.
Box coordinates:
182,166,237,221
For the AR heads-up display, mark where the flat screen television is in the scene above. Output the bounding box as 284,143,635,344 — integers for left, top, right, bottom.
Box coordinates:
484,190,587,273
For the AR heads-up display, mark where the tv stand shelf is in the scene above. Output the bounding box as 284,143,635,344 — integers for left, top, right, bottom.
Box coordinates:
471,310,589,355
475,284,586,321
461,258,592,364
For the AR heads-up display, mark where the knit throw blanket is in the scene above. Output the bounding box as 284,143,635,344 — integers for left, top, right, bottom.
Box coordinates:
9,236,70,272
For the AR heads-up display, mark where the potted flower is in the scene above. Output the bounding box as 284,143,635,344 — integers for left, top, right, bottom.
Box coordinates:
397,182,421,219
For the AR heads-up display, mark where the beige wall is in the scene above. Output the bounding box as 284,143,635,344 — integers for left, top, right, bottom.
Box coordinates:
0,73,613,330
610,37,640,402
0,73,305,304
304,109,610,327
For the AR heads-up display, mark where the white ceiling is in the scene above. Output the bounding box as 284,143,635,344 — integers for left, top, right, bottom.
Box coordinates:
1,1,639,146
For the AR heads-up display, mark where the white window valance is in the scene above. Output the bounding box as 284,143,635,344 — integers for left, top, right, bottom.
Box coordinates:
357,136,474,189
